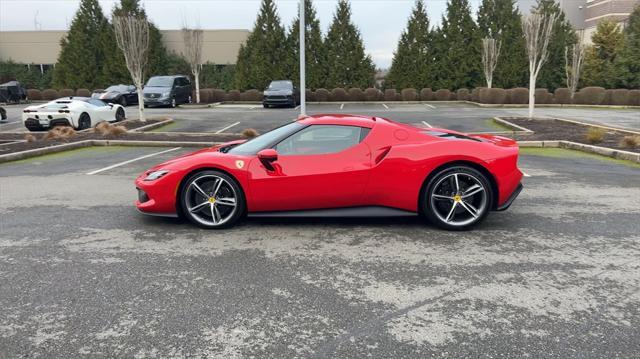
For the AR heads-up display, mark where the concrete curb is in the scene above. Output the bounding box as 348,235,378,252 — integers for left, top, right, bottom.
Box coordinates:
517,140,640,163
552,117,640,135
491,117,534,134
129,118,174,132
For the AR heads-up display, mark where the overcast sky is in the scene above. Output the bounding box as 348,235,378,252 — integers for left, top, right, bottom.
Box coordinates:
0,0,490,68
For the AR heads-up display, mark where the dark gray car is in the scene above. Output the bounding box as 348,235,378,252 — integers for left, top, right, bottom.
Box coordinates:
143,75,192,108
263,80,299,108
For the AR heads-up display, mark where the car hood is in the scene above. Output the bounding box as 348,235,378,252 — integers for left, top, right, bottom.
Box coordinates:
145,140,248,172
264,89,292,96
143,86,170,94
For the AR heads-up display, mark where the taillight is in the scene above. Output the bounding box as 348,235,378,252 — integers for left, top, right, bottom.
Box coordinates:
23,109,36,113
58,110,70,113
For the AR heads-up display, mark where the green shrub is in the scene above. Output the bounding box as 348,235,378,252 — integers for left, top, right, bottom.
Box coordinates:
401,88,418,101
364,88,381,101
26,89,42,101
59,89,74,97
585,127,606,144
384,89,397,101
456,88,470,101
610,89,630,106
226,90,241,101
479,88,506,104
509,88,529,104
331,88,348,101
554,88,572,104
629,90,640,106
76,88,91,97
435,89,451,101
420,88,434,101
577,87,606,105
314,88,330,102
42,89,59,100
348,88,364,101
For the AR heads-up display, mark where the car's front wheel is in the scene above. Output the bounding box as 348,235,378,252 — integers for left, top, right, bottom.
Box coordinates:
181,170,245,229
423,166,493,230
170,98,176,108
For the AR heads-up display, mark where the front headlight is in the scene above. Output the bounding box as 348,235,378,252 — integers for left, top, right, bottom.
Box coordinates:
161,91,171,98
144,170,169,181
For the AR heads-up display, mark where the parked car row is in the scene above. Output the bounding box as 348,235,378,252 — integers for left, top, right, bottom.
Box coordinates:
90,75,194,108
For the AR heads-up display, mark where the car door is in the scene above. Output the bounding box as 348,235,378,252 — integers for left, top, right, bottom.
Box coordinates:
126,85,137,104
88,99,114,122
247,125,372,212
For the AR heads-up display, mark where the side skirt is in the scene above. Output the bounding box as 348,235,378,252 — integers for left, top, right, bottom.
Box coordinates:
248,206,418,218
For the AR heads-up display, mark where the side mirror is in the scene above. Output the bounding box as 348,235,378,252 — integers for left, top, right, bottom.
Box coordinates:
107,102,114,107
257,149,278,171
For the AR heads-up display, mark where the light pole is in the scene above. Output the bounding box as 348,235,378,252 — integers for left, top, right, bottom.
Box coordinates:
299,0,306,116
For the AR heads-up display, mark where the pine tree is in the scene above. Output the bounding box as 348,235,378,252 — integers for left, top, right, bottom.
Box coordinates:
582,19,624,88
386,0,432,89
234,0,288,90
477,0,528,88
285,0,326,89
434,0,481,89
532,0,577,89
52,0,109,89
616,5,640,88
324,0,375,89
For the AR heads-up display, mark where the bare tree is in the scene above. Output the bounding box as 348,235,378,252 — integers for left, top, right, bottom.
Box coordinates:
481,37,501,89
113,15,150,122
182,27,203,103
565,32,585,99
522,12,557,118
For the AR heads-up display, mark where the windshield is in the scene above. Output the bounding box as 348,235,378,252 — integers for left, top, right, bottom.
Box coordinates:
228,122,305,155
268,81,293,90
105,85,129,92
146,77,174,87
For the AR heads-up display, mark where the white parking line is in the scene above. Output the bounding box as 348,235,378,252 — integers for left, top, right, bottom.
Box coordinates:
86,147,181,175
382,103,389,109
425,104,436,109
215,121,241,134
422,121,433,128
340,103,344,110
522,171,532,177
295,105,300,110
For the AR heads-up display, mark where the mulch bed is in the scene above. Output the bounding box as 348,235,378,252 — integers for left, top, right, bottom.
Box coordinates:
505,117,639,152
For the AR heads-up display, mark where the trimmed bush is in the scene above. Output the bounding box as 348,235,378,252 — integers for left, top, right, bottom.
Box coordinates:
401,88,419,101
314,88,330,102
305,89,315,102
211,89,226,102
420,88,434,101
629,90,640,106
348,88,365,101
331,88,348,101
456,88,470,101
26,89,42,101
435,89,451,101
603,89,614,105
42,89,59,101
198,89,211,103
384,89,397,102
364,88,381,101
226,90,241,102
76,88,91,97
610,89,629,106
395,93,402,101
535,88,552,104
241,89,262,102
450,92,458,100
470,88,481,102
59,89,74,97
509,88,529,104
93,89,104,93
577,87,606,105
554,88,572,104
479,88,506,104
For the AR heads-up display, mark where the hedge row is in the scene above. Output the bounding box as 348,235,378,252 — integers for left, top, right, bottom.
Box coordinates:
24,87,640,106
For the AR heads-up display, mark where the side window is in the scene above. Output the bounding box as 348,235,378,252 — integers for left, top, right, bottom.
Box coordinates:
275,125,366,155
89,99,106,107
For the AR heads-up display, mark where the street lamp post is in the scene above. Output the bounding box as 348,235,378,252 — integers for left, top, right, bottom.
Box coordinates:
299,0,306,116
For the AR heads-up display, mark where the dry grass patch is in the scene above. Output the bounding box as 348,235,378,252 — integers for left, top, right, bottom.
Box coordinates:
242,128,259,138
94,122,127,137
44,126,76,141
24,134,36,143
619,136,640,149
585,127,606,144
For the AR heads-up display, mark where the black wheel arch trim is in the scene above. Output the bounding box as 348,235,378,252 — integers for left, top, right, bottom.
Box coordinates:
495,183,523,211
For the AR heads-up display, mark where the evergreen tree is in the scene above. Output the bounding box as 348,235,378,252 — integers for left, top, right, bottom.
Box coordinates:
434,0,481,89
324,0,375,89
616,5,640,88
285,0,326,89
532,0,577,89
476,0,528,88
52,0,109,89
234,0,288,90
582,19,624,88
386,0,432,89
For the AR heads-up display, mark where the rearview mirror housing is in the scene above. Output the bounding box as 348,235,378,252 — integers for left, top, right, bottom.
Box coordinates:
257,149,278,171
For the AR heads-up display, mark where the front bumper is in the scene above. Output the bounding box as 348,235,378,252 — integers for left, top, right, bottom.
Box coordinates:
263,96,294,105
23,117,72,131
144,98,171,107
134,173,180,217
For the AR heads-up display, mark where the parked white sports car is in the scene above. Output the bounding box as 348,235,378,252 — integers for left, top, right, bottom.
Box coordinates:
22,97,126,131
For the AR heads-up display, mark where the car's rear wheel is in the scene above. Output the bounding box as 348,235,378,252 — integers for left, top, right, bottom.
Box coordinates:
181,170,245,229
77,113,91,130
423,166,492,230
115,107,125,122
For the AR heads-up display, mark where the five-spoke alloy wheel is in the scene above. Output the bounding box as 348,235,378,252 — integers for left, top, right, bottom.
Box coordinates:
181,170,245,229
424,166,493,230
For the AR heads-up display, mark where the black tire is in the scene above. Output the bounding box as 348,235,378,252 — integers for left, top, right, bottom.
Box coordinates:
120,96,127,107
115,107,125,122
187,95,192,104
180,170,246,229
422,165,493,231
263,103,269,108
170,98,177,108
77,113,91,130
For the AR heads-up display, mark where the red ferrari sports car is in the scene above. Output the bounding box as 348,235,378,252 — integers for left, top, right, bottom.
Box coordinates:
135,114,523,230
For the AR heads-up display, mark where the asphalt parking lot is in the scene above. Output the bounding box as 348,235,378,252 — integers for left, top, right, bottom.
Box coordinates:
1,140,639,357
1,102,639,134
